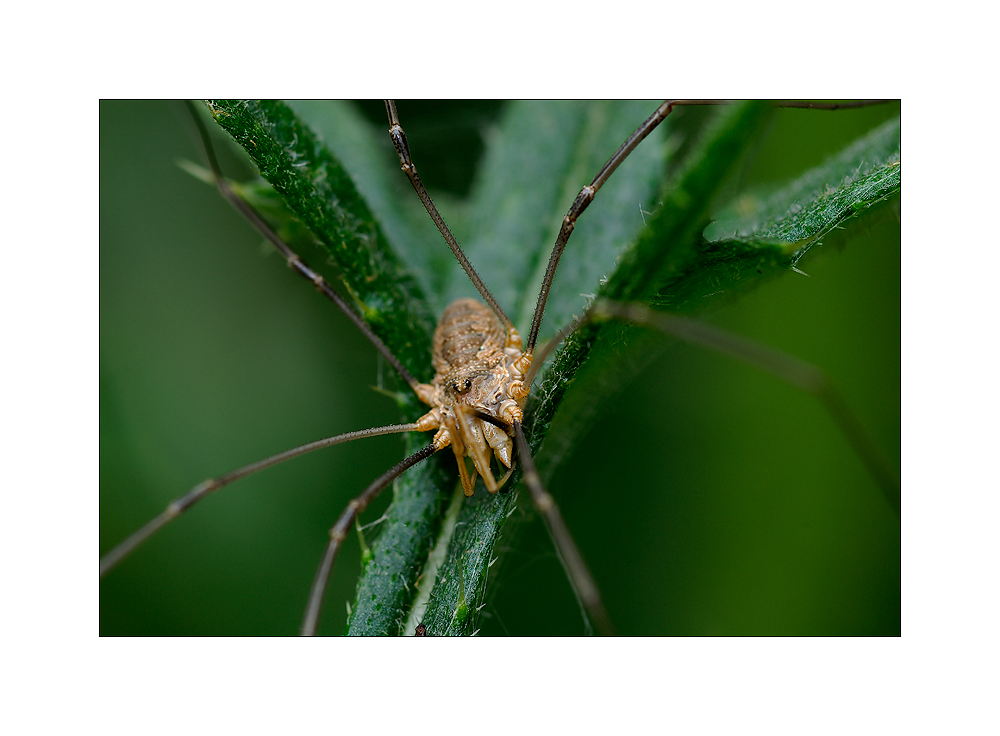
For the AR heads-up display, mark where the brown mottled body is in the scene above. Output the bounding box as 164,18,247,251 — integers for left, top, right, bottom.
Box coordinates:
413,298,531,496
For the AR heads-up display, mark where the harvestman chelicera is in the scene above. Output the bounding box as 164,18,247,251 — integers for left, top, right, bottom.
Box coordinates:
100,100,900,635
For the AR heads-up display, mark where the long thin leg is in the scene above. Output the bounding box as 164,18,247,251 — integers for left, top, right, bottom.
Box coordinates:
591,300,901,515
384,100,516,336
185,101,422,392
99,423,424,577
302,443,439,636
524,99,894,354
524,310,589,389
776,100,891,111
512,420,616,636
524,100,701,353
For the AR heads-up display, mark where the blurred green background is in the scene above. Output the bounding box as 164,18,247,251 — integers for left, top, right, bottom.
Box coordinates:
100,100,900,636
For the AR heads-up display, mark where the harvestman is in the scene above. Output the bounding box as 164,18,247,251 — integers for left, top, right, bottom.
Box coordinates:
100,100,900,635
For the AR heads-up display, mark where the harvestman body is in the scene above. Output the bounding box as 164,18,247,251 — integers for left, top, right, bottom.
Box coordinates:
414,298,529,496
100,100,899,636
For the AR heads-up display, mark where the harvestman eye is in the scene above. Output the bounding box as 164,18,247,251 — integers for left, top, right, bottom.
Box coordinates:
100,100,900,636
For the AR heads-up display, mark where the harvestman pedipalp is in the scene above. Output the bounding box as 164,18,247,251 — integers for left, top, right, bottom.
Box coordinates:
99,100,900,636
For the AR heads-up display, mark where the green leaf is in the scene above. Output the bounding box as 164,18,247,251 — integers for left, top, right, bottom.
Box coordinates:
705,115,901,257
206,100,436,376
